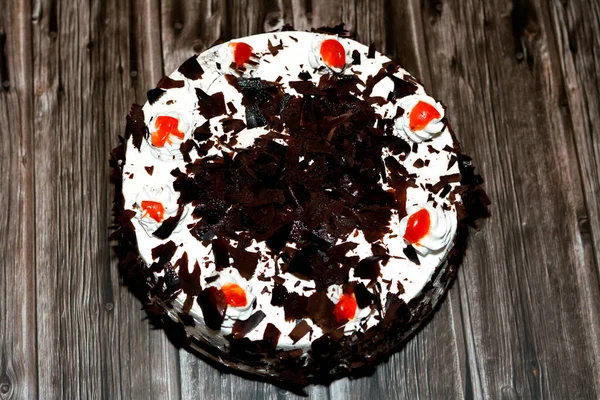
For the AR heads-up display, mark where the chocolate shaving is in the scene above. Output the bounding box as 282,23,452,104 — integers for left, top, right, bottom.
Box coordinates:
144,166,154,175
289,320,312,343
306,292,337,332
152,207,184,239
352,50,361,65
232,310,266,339
151,240,177,267
267,39,284,56
157,76,185,89
177,255,202,296
403,245,420,265
354,256,381,280
147,88,166,105
196,88,226,119
283,292,309,321
197,286,227,331
222,118,247,135
178,56,204,80
125,104,148,151
262,323,281,348
354,282,375,308
193,121,212,142
212,237,230,270
367,43,376,58
228,243,259,279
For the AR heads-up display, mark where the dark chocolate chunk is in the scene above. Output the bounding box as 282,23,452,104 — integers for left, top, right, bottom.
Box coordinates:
367,43,376,58
265,222,293,254
352,49,361,65
196,88,226,119
212,237,230,270
283,292,309,321
177,255,202,296
232,310,266,339
156,76,185,89
354,282,375,308
193,121,212,142
262,323,281,348
144,166,154,175
354,256,381,280
267,39,284,56
151,240,177,267
306,292,337,332
271,284,288,306
197,286,227,331
403,245,420,265
125,104,148,151
298,71,312,81
178,56,204,80
228,244,259,279
289,320,312,344
147,88,166,105
152,207,184,239
222,118,247,135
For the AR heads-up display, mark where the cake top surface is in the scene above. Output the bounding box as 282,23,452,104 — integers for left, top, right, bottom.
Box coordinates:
120,30,466,350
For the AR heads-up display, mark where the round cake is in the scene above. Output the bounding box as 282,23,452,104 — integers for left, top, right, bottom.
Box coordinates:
111,26,489,386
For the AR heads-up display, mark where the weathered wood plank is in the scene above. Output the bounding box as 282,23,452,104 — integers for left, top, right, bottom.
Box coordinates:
548,0,600,374
30,0,179,399
0,0,36,399
421,0,600,398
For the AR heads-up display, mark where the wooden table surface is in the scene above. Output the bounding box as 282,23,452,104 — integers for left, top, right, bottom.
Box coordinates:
1,0,599,399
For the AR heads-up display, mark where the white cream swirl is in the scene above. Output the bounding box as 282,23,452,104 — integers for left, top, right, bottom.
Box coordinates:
215,42,259,76
206,268,256,328
308,35,350,74
146,112,191,161
134,184,186,237
394,94,445,143
326,284,374,334
399,203,457,257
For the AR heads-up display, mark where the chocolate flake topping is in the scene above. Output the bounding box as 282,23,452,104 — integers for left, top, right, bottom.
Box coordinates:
153,207,184,239
198,286,227,331
354,256,382,280
157,76,185,89
125,104,148,151
147,88,166,105
403,245,420,265
177,255,202,296
196,88,226,119
232,310,266,339
352,50,361,65
267,39,284,56
144,166,154,175
289,320,312,343
178,56,204,80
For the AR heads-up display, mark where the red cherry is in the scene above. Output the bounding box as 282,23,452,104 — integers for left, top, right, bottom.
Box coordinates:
409,101,441,131
333,293,357,322
403,208,431,244
141,200,165,223
231,42,253,68
152,115,184,147
320,39,346,69
221,283,248,307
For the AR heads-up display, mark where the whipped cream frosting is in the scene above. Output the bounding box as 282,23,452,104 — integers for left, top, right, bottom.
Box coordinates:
206,268,256,328
134,184,186,236
121,31,463,353
394,94,446,143
399,203,457,256
307,35,351,73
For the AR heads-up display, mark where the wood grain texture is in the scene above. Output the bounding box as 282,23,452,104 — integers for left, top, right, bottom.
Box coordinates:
0,0,599,399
